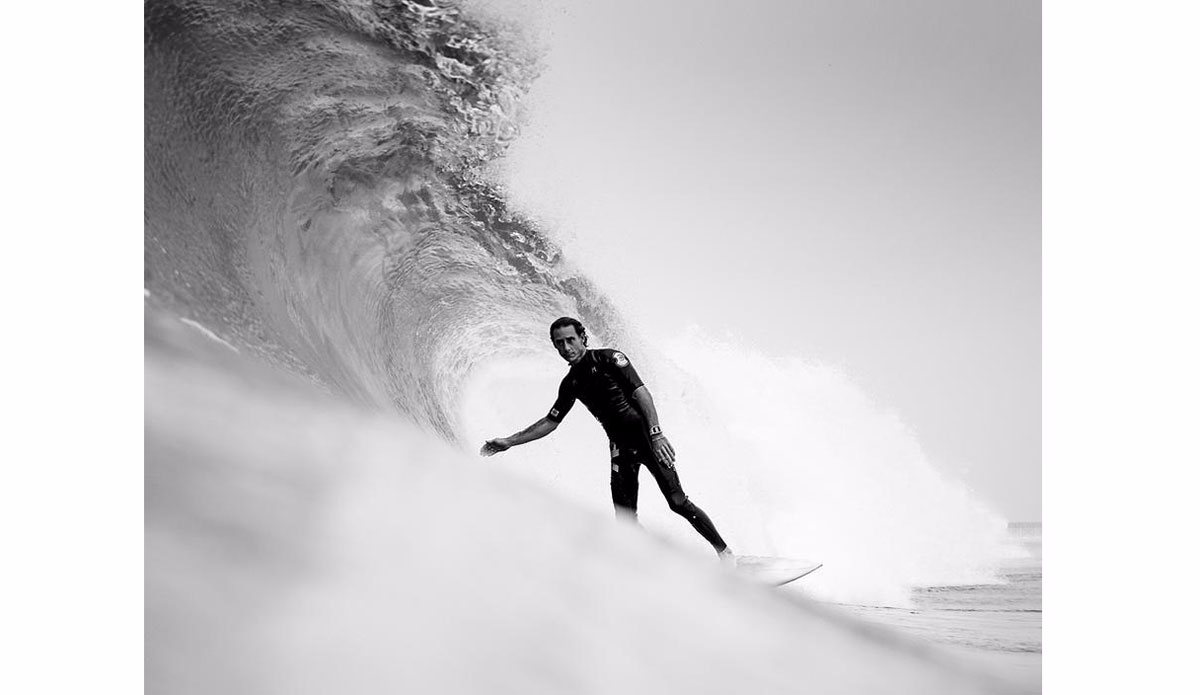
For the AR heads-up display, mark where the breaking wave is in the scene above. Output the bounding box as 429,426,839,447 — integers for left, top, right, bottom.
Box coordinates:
145,0,1014,609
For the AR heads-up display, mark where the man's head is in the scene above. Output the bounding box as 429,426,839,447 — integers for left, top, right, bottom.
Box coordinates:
549,316,587,365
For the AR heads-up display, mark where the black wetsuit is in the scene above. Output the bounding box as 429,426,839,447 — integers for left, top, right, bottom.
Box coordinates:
546,348,728,552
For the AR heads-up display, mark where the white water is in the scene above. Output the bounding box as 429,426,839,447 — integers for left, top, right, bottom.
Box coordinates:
460,324,1014,607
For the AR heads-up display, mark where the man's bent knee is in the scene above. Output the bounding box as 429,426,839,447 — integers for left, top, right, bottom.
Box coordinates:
667,492,695,516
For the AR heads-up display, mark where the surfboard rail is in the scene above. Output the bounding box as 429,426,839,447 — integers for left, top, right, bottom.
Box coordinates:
734,555,823,586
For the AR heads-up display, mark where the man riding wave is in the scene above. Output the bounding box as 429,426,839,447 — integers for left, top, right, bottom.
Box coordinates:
482,317,732,560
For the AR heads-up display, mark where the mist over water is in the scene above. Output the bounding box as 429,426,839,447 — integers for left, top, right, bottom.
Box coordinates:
665,332,1013,603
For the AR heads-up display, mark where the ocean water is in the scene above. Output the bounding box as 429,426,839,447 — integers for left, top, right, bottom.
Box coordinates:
145,1,1035,692
834,523,1042,692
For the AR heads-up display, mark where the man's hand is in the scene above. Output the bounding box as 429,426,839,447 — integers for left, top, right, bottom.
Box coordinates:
651,433,676,467
480,438,512,457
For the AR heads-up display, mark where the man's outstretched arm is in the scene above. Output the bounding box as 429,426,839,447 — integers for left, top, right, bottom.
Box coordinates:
631,385,676,466
480,417,559,456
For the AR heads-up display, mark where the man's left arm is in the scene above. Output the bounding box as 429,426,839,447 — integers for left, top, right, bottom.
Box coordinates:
631,385,676,466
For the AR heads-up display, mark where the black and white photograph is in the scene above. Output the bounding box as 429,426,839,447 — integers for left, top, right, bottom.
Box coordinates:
143,0,1052,692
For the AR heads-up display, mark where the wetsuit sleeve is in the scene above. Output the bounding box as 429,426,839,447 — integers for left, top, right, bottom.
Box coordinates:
605,350,645,393
547,375,576,423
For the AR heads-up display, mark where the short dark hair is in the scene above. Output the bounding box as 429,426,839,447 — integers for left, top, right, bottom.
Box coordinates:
549,316,586,340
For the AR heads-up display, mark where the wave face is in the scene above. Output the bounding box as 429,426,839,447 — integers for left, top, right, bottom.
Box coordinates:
145,0,623,436
145,0,1013,608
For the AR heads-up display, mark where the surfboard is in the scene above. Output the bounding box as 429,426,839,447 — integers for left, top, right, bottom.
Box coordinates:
734,556,823,586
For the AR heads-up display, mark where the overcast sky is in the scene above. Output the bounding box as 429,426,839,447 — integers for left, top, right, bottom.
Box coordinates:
497,0,1040,520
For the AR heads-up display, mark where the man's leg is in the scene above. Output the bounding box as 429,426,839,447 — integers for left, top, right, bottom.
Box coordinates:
610,445,641,520
645,456,729,554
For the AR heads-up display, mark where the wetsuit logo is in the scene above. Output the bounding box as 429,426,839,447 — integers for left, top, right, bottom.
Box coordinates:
612,352,629,367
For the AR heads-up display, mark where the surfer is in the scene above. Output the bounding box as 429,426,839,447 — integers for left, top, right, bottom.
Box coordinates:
481,317,733,560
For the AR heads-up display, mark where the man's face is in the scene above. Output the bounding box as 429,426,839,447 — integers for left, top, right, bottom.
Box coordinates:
551,325,587,365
